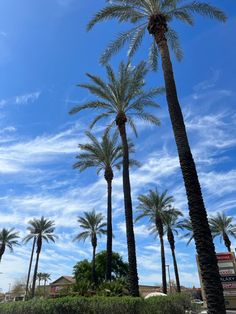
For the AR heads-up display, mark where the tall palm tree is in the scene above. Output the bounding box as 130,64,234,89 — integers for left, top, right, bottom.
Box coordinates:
75,131,139,281
0,228,20,262
74,210,107,284
87,2,227,311
209,212,236,252
162,207,183,293
136,189,173,294
24,217,56,298
24,236,36,299
70,61,162,296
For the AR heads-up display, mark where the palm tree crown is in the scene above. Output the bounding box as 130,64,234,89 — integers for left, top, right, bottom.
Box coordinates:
74,131,123,178
0,228,20,262
70,61,162,132
24,217,56,251
163,207,183,237
74,210,107,244
137,189,174,227
88,0,226,67
209,212,236,252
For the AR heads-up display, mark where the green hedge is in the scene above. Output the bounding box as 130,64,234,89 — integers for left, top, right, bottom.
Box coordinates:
0,294,193,314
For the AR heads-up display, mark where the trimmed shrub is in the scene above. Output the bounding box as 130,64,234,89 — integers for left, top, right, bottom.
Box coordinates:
0,294,193,314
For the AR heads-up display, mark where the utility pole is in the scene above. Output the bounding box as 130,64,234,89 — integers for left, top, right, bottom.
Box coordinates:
166,264,172,293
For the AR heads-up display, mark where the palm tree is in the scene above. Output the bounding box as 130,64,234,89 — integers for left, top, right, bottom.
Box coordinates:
70,61,162,296
87,2,227,312
180,217,194,245
41,273,51,297
162,207,183,293
24,217,56,298
74,210,107,285
75,131,139,281
37,272,44,287
136,189,173,294
209,212,236,252
0,228,20,262
24,236,36,299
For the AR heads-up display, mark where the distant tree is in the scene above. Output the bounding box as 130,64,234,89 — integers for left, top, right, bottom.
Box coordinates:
24,217,56,298
0,228,20,262
37,272,44,286
74,210,107,285
136,189,173,294
162,207,183,293
41,273,51,297
209,212,236,252
73,251,128,285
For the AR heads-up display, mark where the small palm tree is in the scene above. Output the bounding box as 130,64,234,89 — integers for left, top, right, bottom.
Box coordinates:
75,131,139,281
37,272,44,286
74,210,107,285
24,217,56,298
209,212,236,252
162,207,183,293
136,189,173,294
70,61,162,296
87,2,226,311
41,273,51,297
0,228,20,262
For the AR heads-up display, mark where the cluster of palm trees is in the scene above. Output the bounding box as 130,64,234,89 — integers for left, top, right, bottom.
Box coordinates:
69,1,228,312
36,272,51,296
0,217,56,298
0,1,231,312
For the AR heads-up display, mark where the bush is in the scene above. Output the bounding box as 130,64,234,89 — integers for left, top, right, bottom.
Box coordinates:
0,294,193,314
97,278,129,297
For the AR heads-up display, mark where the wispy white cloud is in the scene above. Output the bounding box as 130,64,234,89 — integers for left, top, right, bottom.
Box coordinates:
0,91,41,108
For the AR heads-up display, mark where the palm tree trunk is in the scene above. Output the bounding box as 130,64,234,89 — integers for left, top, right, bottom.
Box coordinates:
159,234,167,294
32,237,42,298
91,244,97,284
25,237,36,299
223,232,231,252
105,174,113,281
154,33,225,313
0,244,5,262
116,114,139,297
168,228,181,293
31,251,40,298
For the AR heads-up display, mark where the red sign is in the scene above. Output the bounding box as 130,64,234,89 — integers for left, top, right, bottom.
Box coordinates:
216,253,233,261
222,283,236,289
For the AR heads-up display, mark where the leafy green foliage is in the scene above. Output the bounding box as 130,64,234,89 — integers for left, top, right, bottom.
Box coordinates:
209,212,236,241
0,294,194,314
97,278,129,297
73,251,129,285
70,61,162,135
87,0,226,68
0,228,20,261
74,210,107,244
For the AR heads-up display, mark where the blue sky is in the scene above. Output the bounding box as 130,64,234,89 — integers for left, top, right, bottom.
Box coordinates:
0,0,236,292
